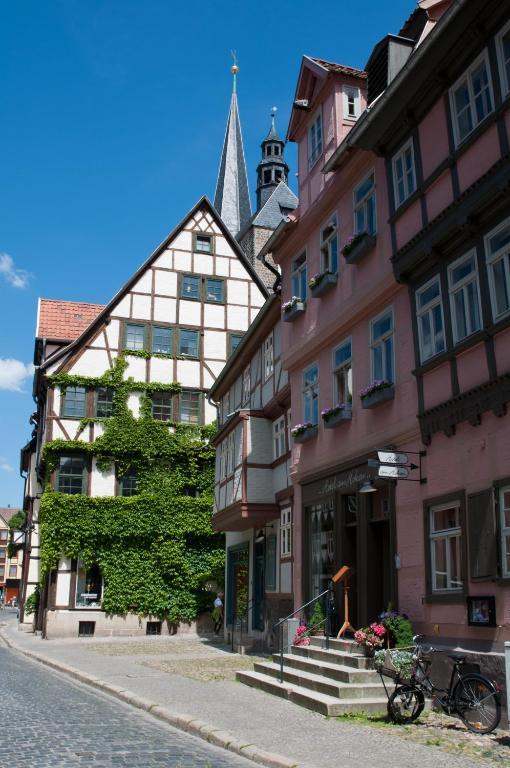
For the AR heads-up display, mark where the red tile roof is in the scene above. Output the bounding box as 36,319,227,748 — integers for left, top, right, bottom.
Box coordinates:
37,299,105,341
310,57,367,79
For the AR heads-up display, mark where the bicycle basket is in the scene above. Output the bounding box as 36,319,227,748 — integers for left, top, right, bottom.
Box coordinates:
374,649,416,682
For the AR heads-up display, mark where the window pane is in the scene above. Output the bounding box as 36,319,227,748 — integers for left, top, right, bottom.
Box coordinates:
373,345,383,380
433,538,448,590
418,281,440,308
432,506,459,532
58,456,84,494
465,280,481,332
449,535,462,589
75,561,102,608
125,324,145,351
152,392,173,421
493,257,510,316
420,312,432,359
454,290,468,339
96,387,114,418
180,391,200,424
205,279,224,303
334,342,351,368
330,236,338,273
182,275,200,299
454,82,473,139
472,62,492,121
384,337,393,382
372,313,392,339
195,235,212,253
432,304,445,353
152,326,172,354
355,175,373,203
121,470,137,497
304,366,318,386
63,386,87,418
230,334,243,355
179,330,199,357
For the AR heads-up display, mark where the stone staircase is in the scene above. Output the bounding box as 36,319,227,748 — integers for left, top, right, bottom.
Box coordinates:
237,636,389,716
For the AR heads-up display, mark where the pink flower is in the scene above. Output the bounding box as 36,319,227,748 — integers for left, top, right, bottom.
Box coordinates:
370,623,386,637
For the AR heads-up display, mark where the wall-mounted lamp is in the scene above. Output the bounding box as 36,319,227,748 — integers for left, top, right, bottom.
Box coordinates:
359,480,377,494
255,530,265,543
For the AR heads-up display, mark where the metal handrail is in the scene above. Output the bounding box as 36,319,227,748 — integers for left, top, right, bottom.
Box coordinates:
230,597,258,653
273,581,335,683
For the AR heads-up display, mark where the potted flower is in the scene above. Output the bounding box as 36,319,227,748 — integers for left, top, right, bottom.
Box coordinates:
379,610,414,648
342,231,376,264
291,422,318,443
373,648,415,680
353,622,386,657
282,296,305,322
308,600,325,635
321,403,352,428
360,379,395,409
293,623,311,647
309,270,337,298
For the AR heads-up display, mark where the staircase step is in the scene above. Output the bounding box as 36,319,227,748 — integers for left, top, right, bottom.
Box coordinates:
292,645,372,669
254,661,385,699
272,653,380,684
237,670,388,717
308,636,359,654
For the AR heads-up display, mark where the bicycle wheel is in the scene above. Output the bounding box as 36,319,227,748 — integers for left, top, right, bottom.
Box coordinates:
454,674,501,734
387,684,425,724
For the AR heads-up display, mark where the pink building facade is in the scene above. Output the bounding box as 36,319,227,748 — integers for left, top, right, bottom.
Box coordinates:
266,0,510,653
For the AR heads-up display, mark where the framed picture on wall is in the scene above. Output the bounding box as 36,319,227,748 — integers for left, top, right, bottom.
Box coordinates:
467,596,496,627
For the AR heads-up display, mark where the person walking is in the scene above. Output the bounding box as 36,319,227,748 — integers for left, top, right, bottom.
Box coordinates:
212,592,224,635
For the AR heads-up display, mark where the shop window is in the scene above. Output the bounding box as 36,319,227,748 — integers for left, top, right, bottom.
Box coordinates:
370,309,394,384
75,560,103,608
303,364,319,425
429,501,463,592
448,251,481,343
62,386,87,418
280,507,291,557
354,172,376,236
332,339,352,405
392,138,416,208
57,456,85,494
321,216,338,274
291,251,307,301
485,218,510,321
125,323,145,351
95,387,114,418
415,277,445,362
450,50,493,146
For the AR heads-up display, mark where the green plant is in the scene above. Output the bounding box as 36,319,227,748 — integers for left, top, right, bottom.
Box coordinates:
24,585,40,616
380,611,414,647
309,600,325,632
7,510,26,558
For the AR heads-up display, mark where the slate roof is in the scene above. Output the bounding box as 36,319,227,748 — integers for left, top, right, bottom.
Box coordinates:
0,507,20,525
214,91,252,237
37,299,105,341
310,57,367,79
250,182,298,230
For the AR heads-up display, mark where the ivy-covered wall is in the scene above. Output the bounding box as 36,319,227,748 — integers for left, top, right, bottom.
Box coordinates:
40,355,223,623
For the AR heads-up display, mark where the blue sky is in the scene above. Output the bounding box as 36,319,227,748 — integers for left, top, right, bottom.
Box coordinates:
0,0,416,506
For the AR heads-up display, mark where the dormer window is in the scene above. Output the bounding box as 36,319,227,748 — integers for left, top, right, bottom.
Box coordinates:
344,86,360,119
193,233,213,254
308,111,323,168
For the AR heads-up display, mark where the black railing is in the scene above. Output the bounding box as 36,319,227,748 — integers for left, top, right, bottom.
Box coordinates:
229,598,260,653
273,581,335,683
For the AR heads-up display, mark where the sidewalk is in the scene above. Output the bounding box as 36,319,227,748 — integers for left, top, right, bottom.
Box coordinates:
0,613,498,768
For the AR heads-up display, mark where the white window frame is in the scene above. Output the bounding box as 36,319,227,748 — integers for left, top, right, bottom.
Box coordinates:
242,366,250,406
370,308,394,384
353,171,376,236
273,416,286,460
280,507,292,557
392,138,417,208
263,334,274,381
291,251,307,301
500,485,510,578
343,86,361,119
484,217,510,322
496,20,510,99
415,276,446,362
302,363,319,425
320,214,339,274
447,250,482,343
449,49,494,147
308,110,323,169
429,501,463,592
332,338,352,406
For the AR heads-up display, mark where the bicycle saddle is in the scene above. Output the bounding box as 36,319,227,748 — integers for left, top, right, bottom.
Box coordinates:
448,653,466,662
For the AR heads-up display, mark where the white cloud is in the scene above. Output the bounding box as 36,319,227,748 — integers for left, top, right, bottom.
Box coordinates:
0,253,31,289
0,458,13,473
0,358,35,392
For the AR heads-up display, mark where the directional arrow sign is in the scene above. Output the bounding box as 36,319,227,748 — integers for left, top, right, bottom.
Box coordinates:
377,450,408,465
378,465,409,479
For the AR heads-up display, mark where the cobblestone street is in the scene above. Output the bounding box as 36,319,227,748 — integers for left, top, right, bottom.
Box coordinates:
0,645,252,767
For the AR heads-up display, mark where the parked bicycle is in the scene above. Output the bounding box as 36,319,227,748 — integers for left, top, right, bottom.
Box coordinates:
377,634,501,734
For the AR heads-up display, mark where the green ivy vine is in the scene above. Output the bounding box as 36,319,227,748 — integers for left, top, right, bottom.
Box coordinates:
40,354,223,624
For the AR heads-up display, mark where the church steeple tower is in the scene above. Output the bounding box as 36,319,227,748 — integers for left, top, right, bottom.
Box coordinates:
255,108,289,211
214,58,252,237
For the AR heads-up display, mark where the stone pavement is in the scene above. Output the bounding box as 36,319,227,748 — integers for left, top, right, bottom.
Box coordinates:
0,612,500,768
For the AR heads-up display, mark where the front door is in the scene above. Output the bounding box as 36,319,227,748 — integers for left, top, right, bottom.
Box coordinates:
226,544,249,626
252,540,264,630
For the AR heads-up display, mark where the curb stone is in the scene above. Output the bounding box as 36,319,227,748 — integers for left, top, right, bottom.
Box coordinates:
0,627,300,768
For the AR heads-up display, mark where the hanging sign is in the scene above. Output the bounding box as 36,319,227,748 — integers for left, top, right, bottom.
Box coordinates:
378,465,409,479
377,450,408,465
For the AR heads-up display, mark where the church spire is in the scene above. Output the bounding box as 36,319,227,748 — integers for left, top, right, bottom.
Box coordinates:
213,56,252,237
256,107,289,211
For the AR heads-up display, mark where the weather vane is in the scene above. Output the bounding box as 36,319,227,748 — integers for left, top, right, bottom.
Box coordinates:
231,50,239,92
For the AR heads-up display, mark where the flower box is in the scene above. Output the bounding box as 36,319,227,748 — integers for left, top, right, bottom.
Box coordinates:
310,271,337,298
291,423,318,443
283,298,305,322
343,233,376,265
322,405,352,428
361,384,395,409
